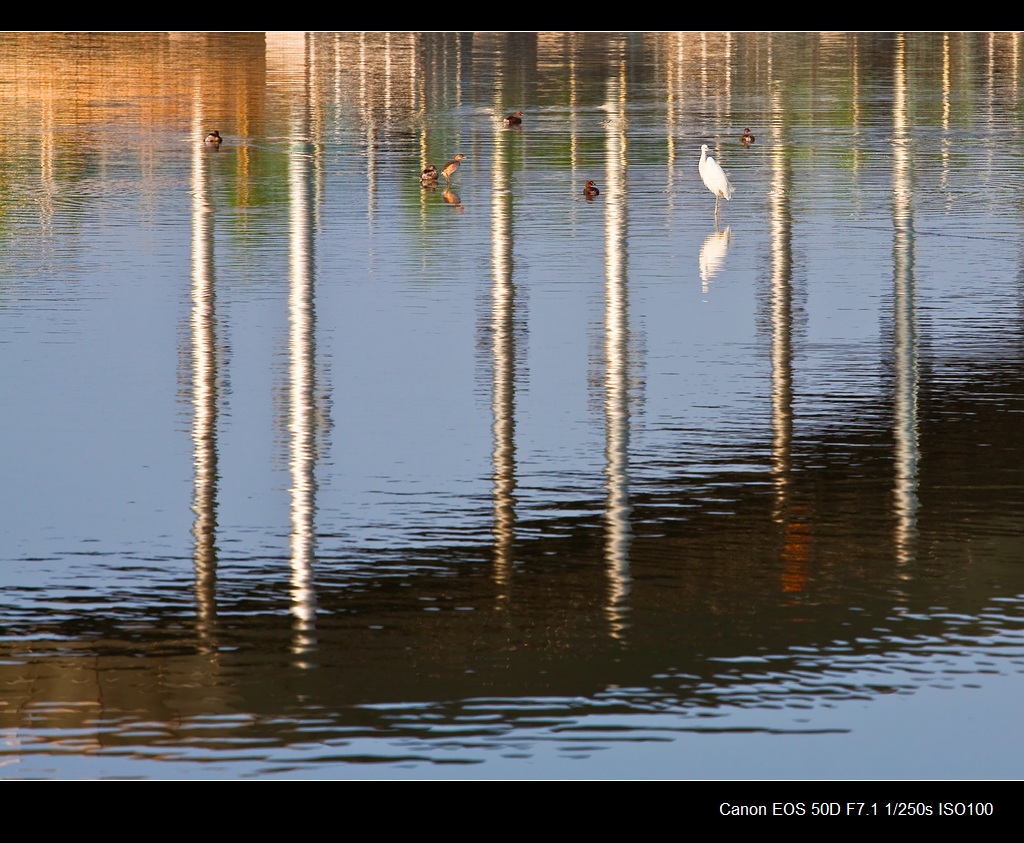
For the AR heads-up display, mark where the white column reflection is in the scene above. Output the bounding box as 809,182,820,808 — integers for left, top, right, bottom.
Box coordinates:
415,34,434,213
986,33,996,162
698,33,732,126
406,32,419,114
764,85,810,596
359,33,378,223
940,33,952,195
272,34,321,659
1013,32,1021,100
490,105,517,594
848,35,864,184
891,35,920,570
569,34,580,185
665,32,682,196
287,152,319,659
38,94,55,250
190,97,220,649
602,60,632,640
768,90,793,528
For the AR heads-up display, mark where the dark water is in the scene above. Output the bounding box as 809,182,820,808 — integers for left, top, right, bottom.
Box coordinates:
2,32,1023,779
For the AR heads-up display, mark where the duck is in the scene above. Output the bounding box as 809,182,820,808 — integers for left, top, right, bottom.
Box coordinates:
420,164,439,186
583,180,600,198
503,111,523,126
739,128,755,146
204,131,222,146
441,154,467,184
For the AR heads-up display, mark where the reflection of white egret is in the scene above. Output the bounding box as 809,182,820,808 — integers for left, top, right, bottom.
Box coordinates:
699,226,732,287
699,144,734,218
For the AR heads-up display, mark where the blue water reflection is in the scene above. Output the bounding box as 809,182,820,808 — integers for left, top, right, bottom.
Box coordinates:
2,32,1024,779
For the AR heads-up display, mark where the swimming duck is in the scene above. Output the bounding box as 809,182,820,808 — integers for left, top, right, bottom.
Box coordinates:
205,131,222,146
421,164,439,186
503,111,523,126
739,128,755,146
583,180,600,198
441,154,467,184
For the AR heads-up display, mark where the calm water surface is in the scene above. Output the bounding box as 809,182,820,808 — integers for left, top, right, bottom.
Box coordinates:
2,32,1024,780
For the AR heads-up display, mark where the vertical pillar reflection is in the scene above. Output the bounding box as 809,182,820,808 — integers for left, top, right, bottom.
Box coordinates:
768,89,794,526
765,87,806,596
490,105,517,594
280,36,320,659
940,32,952,194
665,32,682,193
190,94,219,650
38,91,56,254
602,58,632,640
891,34,920,569
569,33,580,186
358,33,378,224
1013,32,1021,101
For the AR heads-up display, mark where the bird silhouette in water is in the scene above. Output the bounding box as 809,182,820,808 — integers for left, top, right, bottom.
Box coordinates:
204,130,222,147
583,180,600,198
441,154,467,184
740,128,755,146
503,111,523,126
699,144,734,219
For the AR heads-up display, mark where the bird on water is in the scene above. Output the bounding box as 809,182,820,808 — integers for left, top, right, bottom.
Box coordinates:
421,164,439,186
503,111,523,126
740,128,755,146
698,144,734,218
583,180,600,198
441,154,467,184
204,131,222,146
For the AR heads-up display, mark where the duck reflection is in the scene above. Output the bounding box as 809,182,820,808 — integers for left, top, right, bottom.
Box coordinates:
442,187,463,213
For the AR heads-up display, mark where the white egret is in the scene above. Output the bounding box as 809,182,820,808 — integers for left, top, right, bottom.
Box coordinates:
699,144,734,218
